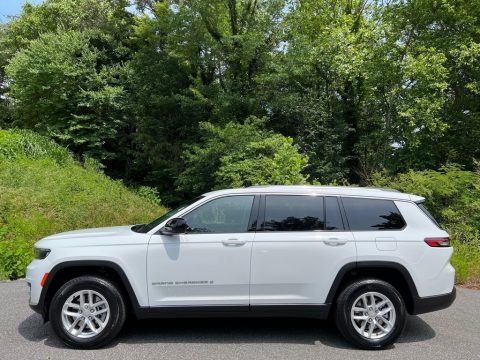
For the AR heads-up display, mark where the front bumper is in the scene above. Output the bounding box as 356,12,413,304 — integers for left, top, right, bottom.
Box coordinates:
410,287,456,315
29,302,44,315
26,279,46,319
26,259,51,320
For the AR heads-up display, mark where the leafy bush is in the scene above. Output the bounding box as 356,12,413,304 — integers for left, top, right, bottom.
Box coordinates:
0,129,166,279
176,117,309,196
6,30,129,161
372,166,480,286
136,186,162,205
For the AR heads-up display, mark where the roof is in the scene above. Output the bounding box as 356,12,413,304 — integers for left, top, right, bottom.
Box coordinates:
203,185,425,202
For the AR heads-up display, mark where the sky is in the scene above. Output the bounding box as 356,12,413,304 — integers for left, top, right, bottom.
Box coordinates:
0,0,44,23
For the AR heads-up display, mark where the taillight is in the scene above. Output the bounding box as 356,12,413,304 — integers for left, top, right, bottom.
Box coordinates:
424,237,451,247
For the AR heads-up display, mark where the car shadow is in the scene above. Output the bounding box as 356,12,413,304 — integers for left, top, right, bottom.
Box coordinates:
18,313,435,350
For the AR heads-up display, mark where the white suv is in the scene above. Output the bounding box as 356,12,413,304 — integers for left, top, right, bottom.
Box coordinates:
26,186,455,349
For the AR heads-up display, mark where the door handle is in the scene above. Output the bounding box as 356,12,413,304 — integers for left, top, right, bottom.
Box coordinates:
323,237,348,246
222,238,247,246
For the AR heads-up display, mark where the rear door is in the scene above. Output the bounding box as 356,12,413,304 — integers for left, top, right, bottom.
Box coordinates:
249,194,356,305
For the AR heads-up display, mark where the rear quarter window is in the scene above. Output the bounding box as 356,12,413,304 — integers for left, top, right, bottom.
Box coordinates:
417,202,442,229
342,197,406,231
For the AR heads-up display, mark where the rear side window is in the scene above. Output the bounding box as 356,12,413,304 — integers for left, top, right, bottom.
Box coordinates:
342,197,406,231
263,195,324,231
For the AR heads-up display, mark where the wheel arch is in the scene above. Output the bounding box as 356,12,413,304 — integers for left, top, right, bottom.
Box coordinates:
38,260,141,321
326,261,420,315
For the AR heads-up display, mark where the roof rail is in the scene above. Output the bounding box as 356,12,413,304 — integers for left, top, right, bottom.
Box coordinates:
363,186,401,193
247,184,402,193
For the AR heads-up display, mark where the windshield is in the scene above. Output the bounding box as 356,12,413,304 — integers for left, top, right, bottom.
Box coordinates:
133,196,205,233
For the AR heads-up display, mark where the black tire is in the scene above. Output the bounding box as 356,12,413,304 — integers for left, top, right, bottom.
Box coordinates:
334,279,406,350
49,276,127,349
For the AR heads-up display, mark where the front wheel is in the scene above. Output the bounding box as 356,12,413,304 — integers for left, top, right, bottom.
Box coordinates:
334,279,406,349
49,276,127,349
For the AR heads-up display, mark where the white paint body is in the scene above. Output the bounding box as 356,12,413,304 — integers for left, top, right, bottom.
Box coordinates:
27,186,455,308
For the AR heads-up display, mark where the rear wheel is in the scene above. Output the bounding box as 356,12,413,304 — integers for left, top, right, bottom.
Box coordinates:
334,279,406,349
49,276,126,349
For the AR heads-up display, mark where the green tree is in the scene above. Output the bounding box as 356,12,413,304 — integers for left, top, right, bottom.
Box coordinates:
1,0,133,55
155,0,286,122
1,0,480,203
117,0,288,202
263,0,456,183
1,0,135,160
381,0,480,171
121,14,209,203
176,117,309,196
263,0,382,184
6,30,129,160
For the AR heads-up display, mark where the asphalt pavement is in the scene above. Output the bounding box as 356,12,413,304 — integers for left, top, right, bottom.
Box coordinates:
1,279,479,360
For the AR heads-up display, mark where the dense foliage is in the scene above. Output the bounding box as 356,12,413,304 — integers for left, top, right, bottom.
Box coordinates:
0,129,165,279
0,0,479,283
176,117,308,195
2,0,479,197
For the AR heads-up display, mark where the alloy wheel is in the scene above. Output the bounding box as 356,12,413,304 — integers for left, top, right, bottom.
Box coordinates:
350,291,396,340
61,289,110,339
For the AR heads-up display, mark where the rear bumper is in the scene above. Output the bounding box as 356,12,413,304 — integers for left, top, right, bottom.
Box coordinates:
411,287,456,315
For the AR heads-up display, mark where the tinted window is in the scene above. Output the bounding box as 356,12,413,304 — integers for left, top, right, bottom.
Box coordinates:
263,195,324,231
342,197,405,230
183,196,254,233
418,202,441,228
325,197,344,230
136,196,205,233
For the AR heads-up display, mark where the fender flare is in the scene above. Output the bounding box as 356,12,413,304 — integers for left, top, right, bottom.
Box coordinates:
324,261,420,304
36,260,141,320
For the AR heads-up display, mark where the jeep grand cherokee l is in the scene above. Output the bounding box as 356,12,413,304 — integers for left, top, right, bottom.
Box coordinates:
26,186,456,349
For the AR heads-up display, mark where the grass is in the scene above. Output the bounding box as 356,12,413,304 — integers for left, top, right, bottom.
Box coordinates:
451,240,480,288
0,129,167,279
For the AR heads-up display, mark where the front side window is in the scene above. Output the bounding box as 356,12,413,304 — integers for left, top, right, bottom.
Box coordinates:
183,196,255,233
342,197,406,231
134,196,205,233
263,195,324,231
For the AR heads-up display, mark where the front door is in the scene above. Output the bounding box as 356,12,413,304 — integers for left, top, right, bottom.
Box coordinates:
147,195,257,307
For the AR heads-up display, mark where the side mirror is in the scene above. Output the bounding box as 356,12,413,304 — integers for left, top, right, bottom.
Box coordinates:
160,218,187,235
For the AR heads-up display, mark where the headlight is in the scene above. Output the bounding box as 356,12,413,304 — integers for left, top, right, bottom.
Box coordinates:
34,248,50,260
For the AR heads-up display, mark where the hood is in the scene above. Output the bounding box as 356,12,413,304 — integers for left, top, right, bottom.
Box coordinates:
42,225,135,241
